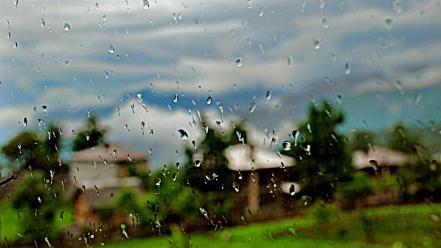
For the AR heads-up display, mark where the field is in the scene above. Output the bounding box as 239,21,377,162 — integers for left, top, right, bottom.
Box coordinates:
0,203,73,242
104,204,441,248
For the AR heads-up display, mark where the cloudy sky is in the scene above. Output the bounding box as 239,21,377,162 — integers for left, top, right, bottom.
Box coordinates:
1,0,440,168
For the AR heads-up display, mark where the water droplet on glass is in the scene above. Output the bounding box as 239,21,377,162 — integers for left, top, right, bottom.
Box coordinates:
194,160,201,168
266,90,272,100
313,39,320,50
108,45,115,54
393,0,402,14
136,93,143,102
235,57,242,66
41,18,46,27
232,182,240,192
321,17,329,28
173,93,178,103
287,56,294,67
64,23,71,31
282,141,291,151
249,102,256,113
44,237,53,248
384,18,393,30
143,0,150,9
23,117,27,127
289,184,296,196
178,129,188,140
206,95,212,105
345,62,351,75
199,207,209,220
42,105,48,112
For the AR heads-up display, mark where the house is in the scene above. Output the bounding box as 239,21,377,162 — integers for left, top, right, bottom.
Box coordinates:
70,144,148,227
353,146,412,175
224,144,296,218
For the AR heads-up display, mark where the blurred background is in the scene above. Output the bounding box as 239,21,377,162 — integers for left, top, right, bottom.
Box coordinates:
1,0,441,247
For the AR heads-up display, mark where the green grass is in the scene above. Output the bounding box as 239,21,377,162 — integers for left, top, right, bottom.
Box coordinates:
0,202,74,241
103,204,441,248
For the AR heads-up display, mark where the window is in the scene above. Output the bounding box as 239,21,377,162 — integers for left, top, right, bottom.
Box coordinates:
1,0,440,247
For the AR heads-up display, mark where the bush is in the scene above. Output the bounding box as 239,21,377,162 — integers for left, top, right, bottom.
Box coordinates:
339,172,374,203
309,201,340,224
11,171,62,241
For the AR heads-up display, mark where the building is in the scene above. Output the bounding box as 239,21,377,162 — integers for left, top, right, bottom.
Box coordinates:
353,146,412,175
224,144,297,218
70,144,148,226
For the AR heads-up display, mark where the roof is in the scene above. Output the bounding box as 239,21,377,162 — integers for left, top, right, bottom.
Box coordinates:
353,146,411,169
224,144,295,171
71,144,147,163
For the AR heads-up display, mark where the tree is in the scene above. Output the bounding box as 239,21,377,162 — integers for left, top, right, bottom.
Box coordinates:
282,100,352,201
350,130,375,152
182,119,234,193
1,124,64,173
11,172,62,241
72,114,107,151
387,123,420,154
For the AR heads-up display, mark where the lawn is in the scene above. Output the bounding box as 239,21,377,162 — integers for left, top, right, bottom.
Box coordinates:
104,204,441,248
0,202,74,242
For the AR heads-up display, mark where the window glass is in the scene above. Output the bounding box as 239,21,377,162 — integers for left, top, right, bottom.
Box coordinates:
1,0,440,247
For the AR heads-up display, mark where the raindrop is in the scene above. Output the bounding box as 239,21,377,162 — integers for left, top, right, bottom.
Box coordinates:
345,62,351,75
393,0,402,14
287,56,294,67
321,17,329,28
394,80,404,94
136,93,143,102
64,23,71,31
42,105,48,112
235,57,242,66
41,18,46,27
143,0,150,9
266,90,272,100
249,102,256,113
23,117,27,127
384,18,393,30
282,141,291,151
173,93,179,103
258,43,265,55
194,160,201,168
59,210,64,220
108,45,115,54
44,237,53,248
199,208,209,220
289,184,296,196
232,182,240,192
313,39,320,50
178,129,188,140
206,95,212,105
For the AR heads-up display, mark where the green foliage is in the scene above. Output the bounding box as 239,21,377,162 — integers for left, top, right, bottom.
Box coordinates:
387,123,421,154
72,114,107,151
309,202,340,224
283,100,352,200
10,172,62,241
350,130,375,152
182,119,234,192
1,125,64,173
339,172,374,200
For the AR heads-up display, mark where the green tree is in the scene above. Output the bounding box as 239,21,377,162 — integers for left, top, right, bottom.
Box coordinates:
72,114,107,151
283,100,352,201
350,130,375,152
387,123,420,154
11,172,61,241
1,124,64,173
182,119,233,192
